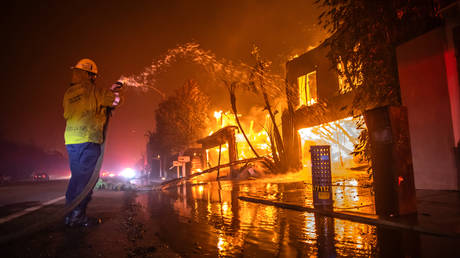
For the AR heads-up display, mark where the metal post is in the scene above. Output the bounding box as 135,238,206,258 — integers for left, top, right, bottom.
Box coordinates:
182,162,186,178
227,129,238,177
217,144,222,180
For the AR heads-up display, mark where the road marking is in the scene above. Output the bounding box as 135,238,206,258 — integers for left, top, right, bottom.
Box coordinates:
0,196,65,224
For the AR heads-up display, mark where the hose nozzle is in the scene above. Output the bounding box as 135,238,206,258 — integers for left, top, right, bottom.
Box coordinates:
111,81,124,91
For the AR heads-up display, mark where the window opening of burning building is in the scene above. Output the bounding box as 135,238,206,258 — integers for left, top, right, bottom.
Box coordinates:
298,70,318,106
337,62,353,94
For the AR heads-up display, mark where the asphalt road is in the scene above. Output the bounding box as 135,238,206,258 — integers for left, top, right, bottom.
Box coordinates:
0,180,68,220
1,179,459,257
0,180,178,257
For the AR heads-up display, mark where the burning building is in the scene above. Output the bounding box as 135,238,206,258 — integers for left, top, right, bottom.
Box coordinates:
165,45,367,181
282,44,366,177
156,108,274,180
283,2,460,191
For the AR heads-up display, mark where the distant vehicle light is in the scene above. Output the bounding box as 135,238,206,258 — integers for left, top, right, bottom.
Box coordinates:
161,177,166,180
121,168,136,179
32,172,49,182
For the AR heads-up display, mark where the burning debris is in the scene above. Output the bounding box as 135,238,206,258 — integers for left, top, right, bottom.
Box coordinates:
205,109,272,165
298,116,366,172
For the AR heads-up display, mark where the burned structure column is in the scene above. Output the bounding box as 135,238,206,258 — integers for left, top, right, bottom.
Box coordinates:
282,110,301,170
226,128,238,177
365,106,417,216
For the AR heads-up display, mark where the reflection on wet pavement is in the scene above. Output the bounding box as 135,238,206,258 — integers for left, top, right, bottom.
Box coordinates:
136,170,388,256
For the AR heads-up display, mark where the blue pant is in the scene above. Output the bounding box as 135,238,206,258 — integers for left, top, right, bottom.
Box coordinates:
65,142,101,210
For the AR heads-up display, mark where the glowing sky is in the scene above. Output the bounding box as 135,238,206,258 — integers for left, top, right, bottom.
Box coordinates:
0,0,323,171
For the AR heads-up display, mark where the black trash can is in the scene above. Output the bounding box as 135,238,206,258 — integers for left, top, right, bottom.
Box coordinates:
310,145,333,206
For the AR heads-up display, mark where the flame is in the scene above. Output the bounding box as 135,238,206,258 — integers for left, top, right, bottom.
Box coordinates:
117,42,287,170
298,116,366,170
214,110,223,120
204,109,273,168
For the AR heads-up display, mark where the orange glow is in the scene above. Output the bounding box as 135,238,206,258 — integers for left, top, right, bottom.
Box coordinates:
298,71,318,107
298,116,366,171
167,177,376,256
205,110,273,168
303,212,317,244
221,202,229,213
214,110,223,120
336,60,363,94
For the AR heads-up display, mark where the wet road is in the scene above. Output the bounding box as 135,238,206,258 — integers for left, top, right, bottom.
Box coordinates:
0,180,68,220
1,187,178,257
1,173,460,257
138,171,460,257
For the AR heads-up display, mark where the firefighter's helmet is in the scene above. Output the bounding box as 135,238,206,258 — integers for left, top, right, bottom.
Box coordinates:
71,58,98,75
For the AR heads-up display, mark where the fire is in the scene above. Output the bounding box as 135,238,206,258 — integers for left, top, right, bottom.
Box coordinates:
204,110,273,167
214,110,223,120
120,43,287,173
298,116,366,171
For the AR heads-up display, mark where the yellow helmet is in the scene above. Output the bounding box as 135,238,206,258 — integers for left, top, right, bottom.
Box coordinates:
71,58,98,74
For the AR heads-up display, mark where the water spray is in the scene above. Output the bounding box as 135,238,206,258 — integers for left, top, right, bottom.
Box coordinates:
116,42,284,100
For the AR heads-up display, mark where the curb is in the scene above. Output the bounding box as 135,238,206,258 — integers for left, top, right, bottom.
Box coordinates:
238,196,460,239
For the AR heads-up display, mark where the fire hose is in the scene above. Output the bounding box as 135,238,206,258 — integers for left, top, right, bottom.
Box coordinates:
0,83,122,244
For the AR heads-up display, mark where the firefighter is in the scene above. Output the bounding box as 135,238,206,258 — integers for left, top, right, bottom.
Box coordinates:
63,58,122,226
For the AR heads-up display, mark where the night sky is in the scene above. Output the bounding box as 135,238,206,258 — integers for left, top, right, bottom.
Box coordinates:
0,0,323,172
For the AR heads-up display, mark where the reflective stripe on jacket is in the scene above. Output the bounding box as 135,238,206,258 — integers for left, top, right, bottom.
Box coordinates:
63,81,115,144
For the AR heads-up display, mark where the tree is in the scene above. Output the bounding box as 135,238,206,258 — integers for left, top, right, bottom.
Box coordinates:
153,79,210,154
316,0,441,110
315,0,442,171
223,80,260,159
247,46,289,172
0,137,68,179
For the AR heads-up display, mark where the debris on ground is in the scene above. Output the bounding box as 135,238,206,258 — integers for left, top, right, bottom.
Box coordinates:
95,178,137,191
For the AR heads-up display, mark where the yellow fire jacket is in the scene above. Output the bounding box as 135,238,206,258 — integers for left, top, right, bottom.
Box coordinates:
63,81,116,145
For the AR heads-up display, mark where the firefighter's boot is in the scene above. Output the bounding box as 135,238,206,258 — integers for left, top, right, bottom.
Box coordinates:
66,207,100,227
